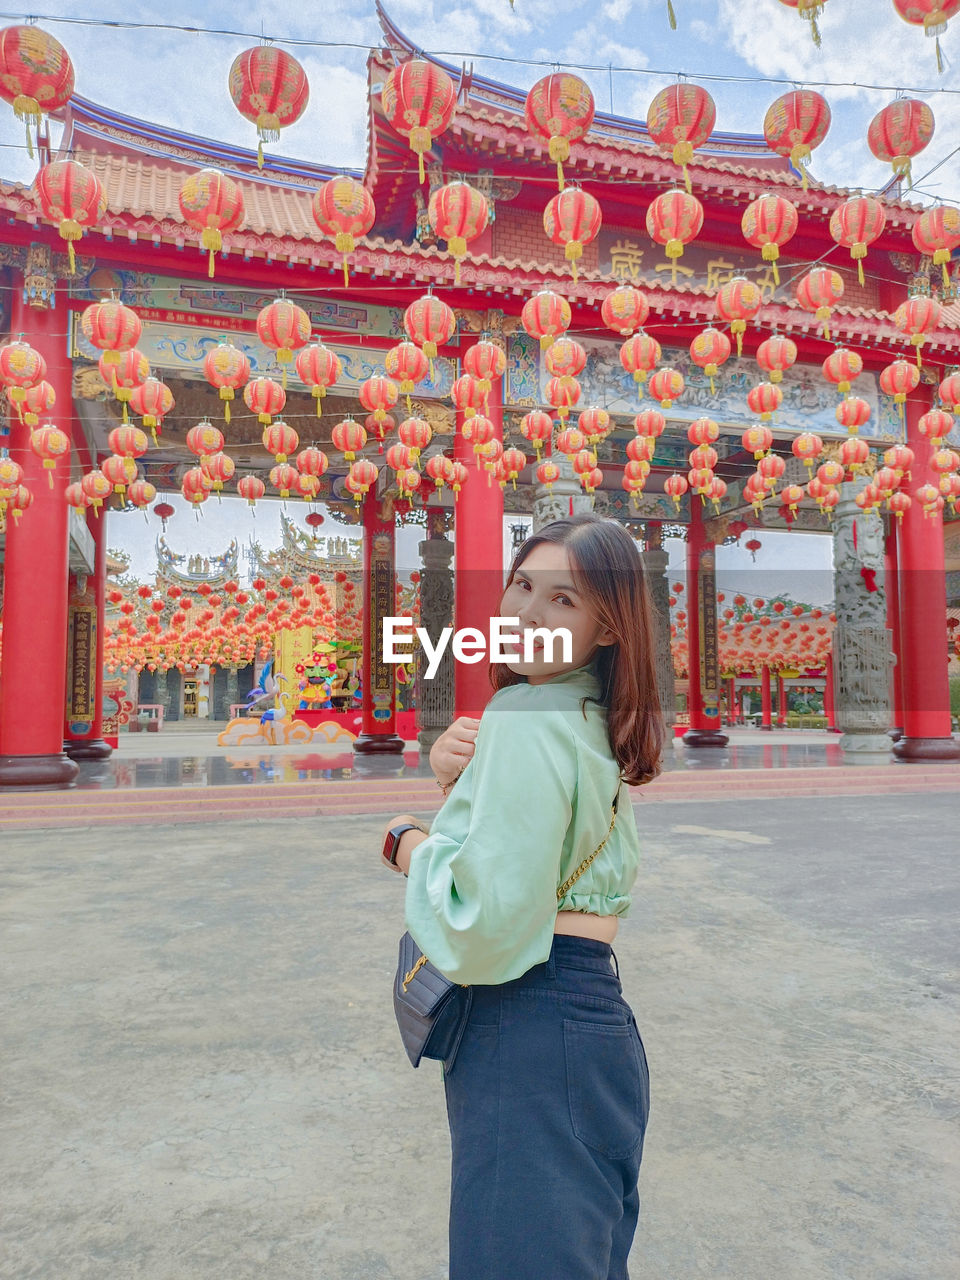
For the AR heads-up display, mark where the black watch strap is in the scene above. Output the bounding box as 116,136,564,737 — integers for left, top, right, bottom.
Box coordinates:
386,822,421,865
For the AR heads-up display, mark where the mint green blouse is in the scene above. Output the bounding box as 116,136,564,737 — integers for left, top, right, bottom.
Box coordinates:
404,661,642,985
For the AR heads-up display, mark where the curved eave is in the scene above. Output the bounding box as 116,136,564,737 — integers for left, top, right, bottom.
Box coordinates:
61,95,358,191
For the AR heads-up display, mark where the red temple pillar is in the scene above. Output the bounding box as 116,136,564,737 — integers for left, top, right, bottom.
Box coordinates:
0,279,79,787
353,488,403,753
727,676,736,726
760,664,773,731
776,672,786,727
893,385,960,760
884,523,905,740
683,498,728,746
453,340,503,720
64,500,112,760
824,652,837,731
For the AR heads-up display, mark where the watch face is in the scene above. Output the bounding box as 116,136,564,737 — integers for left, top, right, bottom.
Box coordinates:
384,825,407,864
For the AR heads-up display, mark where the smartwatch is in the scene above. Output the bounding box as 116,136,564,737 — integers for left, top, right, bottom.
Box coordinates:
382,822,424,870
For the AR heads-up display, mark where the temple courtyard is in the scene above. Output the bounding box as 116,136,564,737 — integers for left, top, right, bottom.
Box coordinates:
2,783,957,1279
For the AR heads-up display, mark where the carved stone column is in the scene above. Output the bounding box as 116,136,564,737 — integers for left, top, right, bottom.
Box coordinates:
831,473,892,753
155,668,174,722
416,509,455,753
225,666,239,719
532,453,592,529
641,528,676,730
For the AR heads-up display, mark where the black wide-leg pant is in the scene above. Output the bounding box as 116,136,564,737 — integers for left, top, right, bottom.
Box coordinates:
442,935,651,1280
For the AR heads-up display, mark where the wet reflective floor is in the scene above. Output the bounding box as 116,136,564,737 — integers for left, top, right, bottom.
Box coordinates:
72,735,914,790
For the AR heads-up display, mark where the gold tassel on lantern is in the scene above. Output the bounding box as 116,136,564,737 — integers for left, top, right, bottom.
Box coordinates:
667,0,677,30
852,242,867,286
565,240,583,282
672,141,693,194
335,232,356,289
12,94,40,159
201,227,223,278
732,320,746,359
762,243,781,285
790,143,811,192
409,127,431,183
59,219,82,274
549,136,570,191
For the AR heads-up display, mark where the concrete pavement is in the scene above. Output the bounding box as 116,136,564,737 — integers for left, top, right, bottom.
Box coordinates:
2,793,958,1279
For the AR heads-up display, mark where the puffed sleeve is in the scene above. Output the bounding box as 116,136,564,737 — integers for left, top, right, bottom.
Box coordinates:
403,684,578,985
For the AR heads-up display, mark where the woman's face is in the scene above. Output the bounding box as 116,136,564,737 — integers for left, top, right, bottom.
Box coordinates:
498,541,615,685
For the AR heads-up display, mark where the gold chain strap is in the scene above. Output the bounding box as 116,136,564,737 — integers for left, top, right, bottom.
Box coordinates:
556,780,622,902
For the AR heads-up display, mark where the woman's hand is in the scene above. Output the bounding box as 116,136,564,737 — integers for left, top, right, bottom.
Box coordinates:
429,716,481,786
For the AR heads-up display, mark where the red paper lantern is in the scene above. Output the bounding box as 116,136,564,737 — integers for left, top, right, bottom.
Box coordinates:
545,375,581,419
918,408,953,446
687,416,719,447
536,459,561,491
81,468,112,512
382,58,457,183
262,421,299,464
742,425,773,459
520,410,554,459
204,342,250,424
257,298,311,383
822,347,863,394
543,187,602,281
425,453,455,491
100,348,149,423
627,435,657,463
108,425,149,459
311,177,376,287
461,414,496,454
879,359,921,419
763,90,831,189
894,294,943,366
178,169,244,277
646,83,716,192
81,298,141,365
756,335,797,384
635,409,666,438
404,294,456,360
645,189,703,282
269,463,298,499
129,378,173,443
34,159,105,273
29,424,69,487
237,474,265,510
829,195,886,286
939,372,960,412
228,45,309,167
348,458,379,497
331,418,367,460
463,340,506,396
521,291,572,349
868,99,935,186
555,426,586,456
359,375,399,424
428,181,489,283
127,479,157,510
741,193,798,285
525,73,595,189
186,421,225,458
295,343,341,418
747,382,783,422
385,442,413,473
892,0,960,72
840,437,870,473
100,453,138,495
22,379,55,427
620,333,662,384
817,459,845,487
689,328,732,394
0,25,74,157
791,432,823,470
578,407,611,444
451,374,483,419
757,453,786,492
201,452,235,492
244,377,285,425
296,447,329,480
715,276,763,356
664,472,689,511
601,285,649,336
884,444,915,477
544,337,587,379
385,341,430,411
912,204,960,285
648,367,685,409
398,416,433,463
795,267,844,340
836,396,871,434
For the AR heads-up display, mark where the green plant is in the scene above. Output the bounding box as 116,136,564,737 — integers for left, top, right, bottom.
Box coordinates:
949,674,960,718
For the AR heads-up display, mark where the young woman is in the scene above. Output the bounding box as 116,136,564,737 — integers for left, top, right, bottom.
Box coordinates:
381,513,665,1280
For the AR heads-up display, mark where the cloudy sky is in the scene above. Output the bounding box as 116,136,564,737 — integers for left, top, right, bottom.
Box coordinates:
7,0,945,596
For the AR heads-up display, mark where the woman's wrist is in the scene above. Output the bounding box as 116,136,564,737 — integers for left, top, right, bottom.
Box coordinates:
396,825,428,875
435,763,467,797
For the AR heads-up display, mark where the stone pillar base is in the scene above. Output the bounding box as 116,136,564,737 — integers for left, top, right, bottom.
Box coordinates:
352,732,405,755
0,753,79,789
417,727,442,754
759,723,773,731
682,729,730,748
839,733,892,757
64,738,113,761
886,727,904,742
892,736,960,762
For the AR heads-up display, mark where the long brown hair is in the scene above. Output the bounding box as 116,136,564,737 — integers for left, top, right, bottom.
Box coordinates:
489,513,666,787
